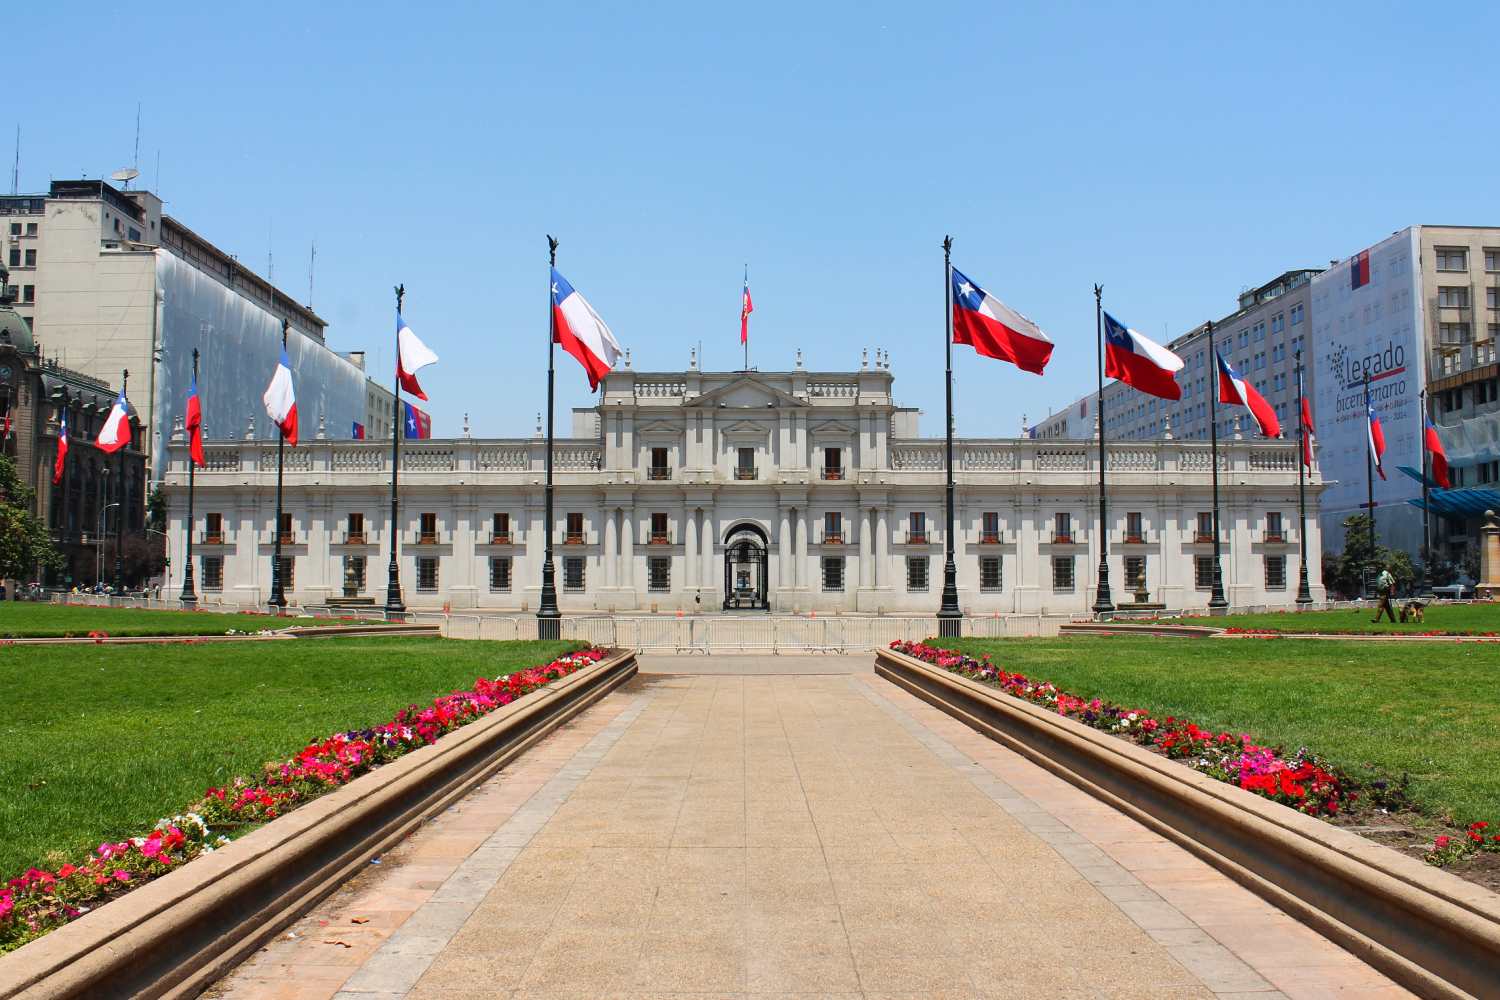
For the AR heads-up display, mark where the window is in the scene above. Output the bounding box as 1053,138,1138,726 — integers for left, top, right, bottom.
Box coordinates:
1052,555,1074,592
419,512,438,543
1270,313,1284,334
491,512,510,542
1054,512,1072,543
906,556,928,591
980,556,1002,592
823,447,843,479
278,511,293,543
417,557,438,591
489,557,512,591
346,512,365,542
5,248,15,267
1438,286,1470,308
1486,249,1500,273
7,223,17,236
650,512,669,544
1440,322,1470,345
23,248,35,267
21,285,32,304
1488,288,1500,310
1435,247,1468,272
1125,511,1143,542
563,556,586,591
908,511,927,543
1125,556,1146,592
649,447,670,479
822,556,844,591
201,556,224,590
648,556,670,592
1195,555,1215,589
1253,321,1266,342
343,555,367,592
1265,511,1283,541
1265,555,1286,589
736,446,755,479
278,556,295,591
981,511,1000,543
25,223,36,237
1237,330,1249,349
203,512,224,543
823,511,842,544
565,512,584,543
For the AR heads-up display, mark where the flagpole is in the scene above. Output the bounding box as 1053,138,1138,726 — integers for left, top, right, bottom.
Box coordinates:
1294,349,1312,605
537,235,561,640
268,322,288,610
1092,285,1114,616
937,235,961,637
383,286,407,618
1419,389,1432,598
179,348,199,605
1363,372,1376,598
113,369,128,596
743,264,749,372
1207,321,1228,611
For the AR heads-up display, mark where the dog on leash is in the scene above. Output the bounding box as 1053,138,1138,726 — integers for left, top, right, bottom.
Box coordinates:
1399,600,1426,623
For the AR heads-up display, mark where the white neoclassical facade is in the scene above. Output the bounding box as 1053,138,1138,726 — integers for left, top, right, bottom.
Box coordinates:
162,365,1326,614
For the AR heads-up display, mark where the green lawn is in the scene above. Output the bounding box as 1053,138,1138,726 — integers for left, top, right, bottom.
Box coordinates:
1153,603,1500,636
943,636,1500,825
0,603,375,638
0,638,579,878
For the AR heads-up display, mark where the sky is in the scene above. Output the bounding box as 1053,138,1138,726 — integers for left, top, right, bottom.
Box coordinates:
11,1,1499,440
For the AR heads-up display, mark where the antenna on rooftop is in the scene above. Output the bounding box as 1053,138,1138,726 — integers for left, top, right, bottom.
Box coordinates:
308,240,316,308
9,125,17,195
110,167,139,189
132,102,141,176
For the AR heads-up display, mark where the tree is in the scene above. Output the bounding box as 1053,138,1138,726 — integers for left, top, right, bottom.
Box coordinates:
1326,514,1417,597
0,455,63,583
146,485,167,534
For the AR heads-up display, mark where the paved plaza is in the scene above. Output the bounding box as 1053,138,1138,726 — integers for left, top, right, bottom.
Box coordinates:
209,658,1410,1000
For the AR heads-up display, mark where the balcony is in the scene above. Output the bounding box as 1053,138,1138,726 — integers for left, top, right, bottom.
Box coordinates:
1121,532,1149,545
821,466,844,481
1193,531,1216,543
342,531,367,545
1051,531,1075,544
489,532,513,545
200,532,225,545
820,532,846,545
1260,529,1288,544
647,466,672,481
979,533,1003,545
734,467,757,480
414,531,442,546
564,531,586,545
905,531,930,545
648,531,672,545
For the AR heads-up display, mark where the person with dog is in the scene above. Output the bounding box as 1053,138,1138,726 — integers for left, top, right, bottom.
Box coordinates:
1371,565,1398,623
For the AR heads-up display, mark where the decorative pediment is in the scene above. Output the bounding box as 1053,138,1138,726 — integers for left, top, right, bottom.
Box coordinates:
810,419,856,437
636,420,683,436
721,420,772,438
687,375,807,411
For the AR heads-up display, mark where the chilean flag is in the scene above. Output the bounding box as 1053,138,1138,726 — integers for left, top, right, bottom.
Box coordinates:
352,421,365,440
1301,396,1316,468
1103,311,1182,400
1216,353,1280,438
1425,417,1451,488
552,268,622,390
185,372,205,468
262,348,298,446
740,271,753,346
1351,250,1371,290
52,410,68,485
951,268,1053,374
96,389,134,454
1367,404,1386,480
403,401,432,439
396,312,439,401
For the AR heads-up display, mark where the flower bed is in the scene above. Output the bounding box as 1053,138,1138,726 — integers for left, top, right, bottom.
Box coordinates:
891,640,1350,815
0,646,607,953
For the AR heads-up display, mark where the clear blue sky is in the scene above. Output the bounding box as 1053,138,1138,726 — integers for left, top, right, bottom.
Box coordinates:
13,2,1498,439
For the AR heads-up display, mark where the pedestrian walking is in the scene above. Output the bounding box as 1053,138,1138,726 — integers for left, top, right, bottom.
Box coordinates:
1371,565,1397,623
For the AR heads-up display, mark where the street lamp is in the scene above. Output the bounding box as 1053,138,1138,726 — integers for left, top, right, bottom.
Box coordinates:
100,502,120,590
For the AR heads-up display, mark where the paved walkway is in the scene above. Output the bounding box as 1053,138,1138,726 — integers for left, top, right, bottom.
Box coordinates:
208,664,1411,1000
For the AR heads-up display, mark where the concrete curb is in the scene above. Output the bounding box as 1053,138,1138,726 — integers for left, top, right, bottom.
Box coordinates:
0,649,637,1000
875,647,1500,1000
0,624,438,646
1059,622,1222,638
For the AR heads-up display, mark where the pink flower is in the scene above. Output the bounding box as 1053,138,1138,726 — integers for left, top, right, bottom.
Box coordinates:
114,870,133,882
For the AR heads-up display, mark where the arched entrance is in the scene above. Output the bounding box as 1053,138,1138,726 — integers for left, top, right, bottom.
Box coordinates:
722,522,770,611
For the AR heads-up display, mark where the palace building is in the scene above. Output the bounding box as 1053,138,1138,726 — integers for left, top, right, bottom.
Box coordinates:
162,363,1326,614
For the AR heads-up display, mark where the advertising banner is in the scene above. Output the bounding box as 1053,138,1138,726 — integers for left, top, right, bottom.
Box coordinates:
1309,228,1424,550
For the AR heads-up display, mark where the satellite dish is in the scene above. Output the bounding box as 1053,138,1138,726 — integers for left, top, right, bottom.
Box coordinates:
111,167,139,188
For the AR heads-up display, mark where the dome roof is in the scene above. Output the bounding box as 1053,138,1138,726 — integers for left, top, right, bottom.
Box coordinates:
0,306,34,355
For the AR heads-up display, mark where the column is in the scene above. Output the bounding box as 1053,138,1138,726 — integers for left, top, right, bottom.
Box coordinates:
859,507,874,588
603,508,617,589
798,507,810,592
701,508,714,591
876,506,889,588
685,506,698,589
621,508,635,597
778,506,791,600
